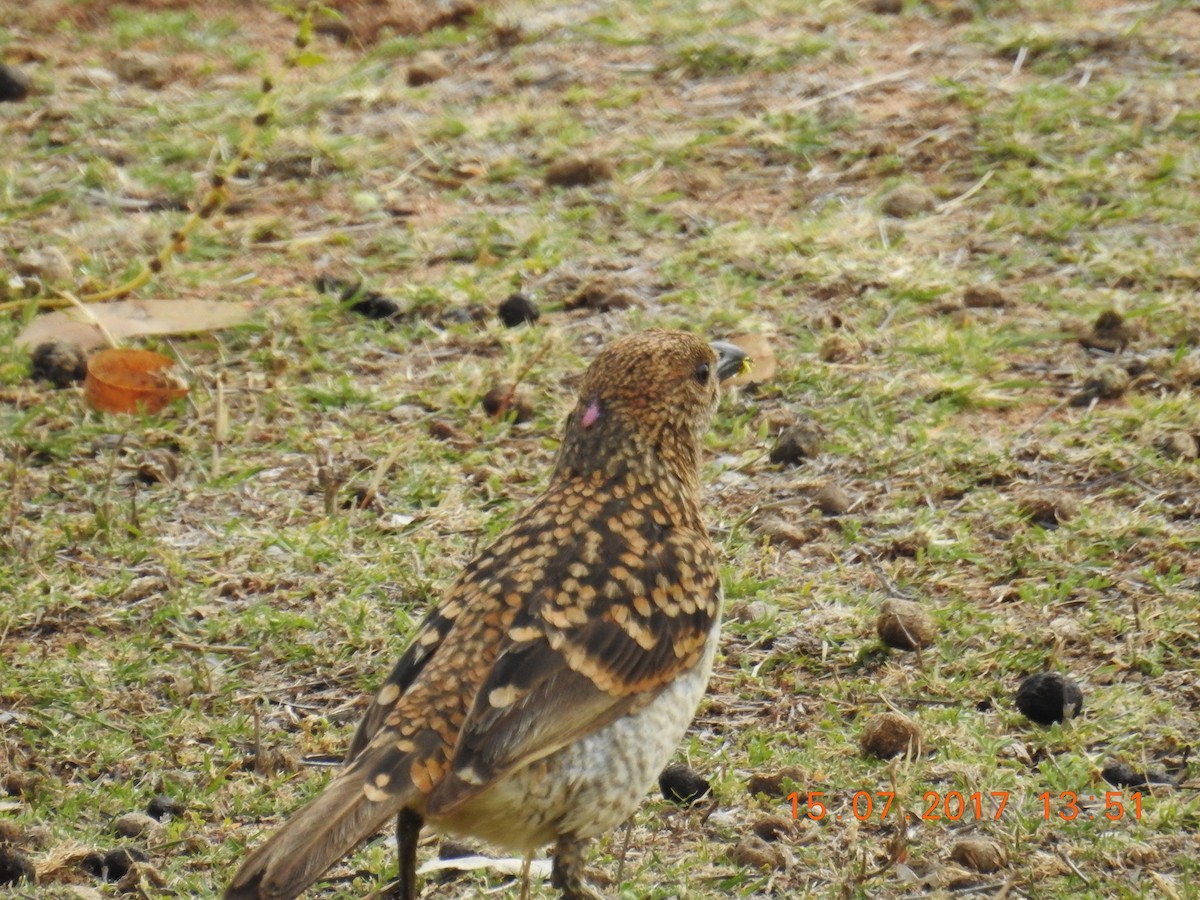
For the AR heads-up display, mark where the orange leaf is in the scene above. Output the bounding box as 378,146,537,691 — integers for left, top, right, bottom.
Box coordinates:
84,348,189,414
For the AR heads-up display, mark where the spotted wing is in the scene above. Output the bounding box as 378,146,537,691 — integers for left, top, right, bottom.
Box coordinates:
425,502,720,816
345,604,457,762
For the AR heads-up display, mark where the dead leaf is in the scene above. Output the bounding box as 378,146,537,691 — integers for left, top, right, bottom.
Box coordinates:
84,348,188,414
16,299,253,350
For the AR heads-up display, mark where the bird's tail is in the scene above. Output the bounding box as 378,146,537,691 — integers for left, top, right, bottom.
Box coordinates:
224,762,411,900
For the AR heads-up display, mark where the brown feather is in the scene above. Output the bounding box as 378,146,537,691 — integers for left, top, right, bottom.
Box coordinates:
223,764,410,900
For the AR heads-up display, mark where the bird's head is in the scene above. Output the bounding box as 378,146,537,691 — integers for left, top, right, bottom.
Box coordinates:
554,329,748,487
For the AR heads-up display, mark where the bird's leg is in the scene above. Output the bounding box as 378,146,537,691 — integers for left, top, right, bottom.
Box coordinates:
614,819,633,888
551,835,609,900
519,850,533,900
396,808,423,900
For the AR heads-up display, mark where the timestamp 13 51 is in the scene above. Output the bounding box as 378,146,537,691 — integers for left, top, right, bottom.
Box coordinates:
1040,790,1142,821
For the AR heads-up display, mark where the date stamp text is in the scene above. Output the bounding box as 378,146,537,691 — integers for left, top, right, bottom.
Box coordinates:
788,790,1144,823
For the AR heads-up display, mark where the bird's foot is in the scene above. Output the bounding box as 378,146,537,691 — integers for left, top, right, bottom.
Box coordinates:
551,835,611,900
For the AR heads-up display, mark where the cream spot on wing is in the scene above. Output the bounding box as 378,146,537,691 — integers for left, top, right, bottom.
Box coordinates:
582,533,602,565
653,586,677,615
377,682,401,705
489,684,524,708
618,615,658,650
457,765,485,786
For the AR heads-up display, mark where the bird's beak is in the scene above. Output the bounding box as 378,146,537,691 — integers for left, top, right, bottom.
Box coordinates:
711,340,751,382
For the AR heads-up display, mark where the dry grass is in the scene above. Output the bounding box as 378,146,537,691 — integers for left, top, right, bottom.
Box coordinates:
2,0,1199,897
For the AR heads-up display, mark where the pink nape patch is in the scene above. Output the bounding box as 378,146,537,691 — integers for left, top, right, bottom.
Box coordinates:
582,401,601,428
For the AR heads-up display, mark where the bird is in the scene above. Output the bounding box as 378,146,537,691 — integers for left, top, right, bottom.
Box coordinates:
225,329,749,900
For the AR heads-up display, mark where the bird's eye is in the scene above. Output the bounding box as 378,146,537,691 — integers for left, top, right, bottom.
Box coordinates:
694,362,711,384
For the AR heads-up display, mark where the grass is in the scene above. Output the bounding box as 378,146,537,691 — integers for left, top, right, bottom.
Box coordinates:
2,0,1200,897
